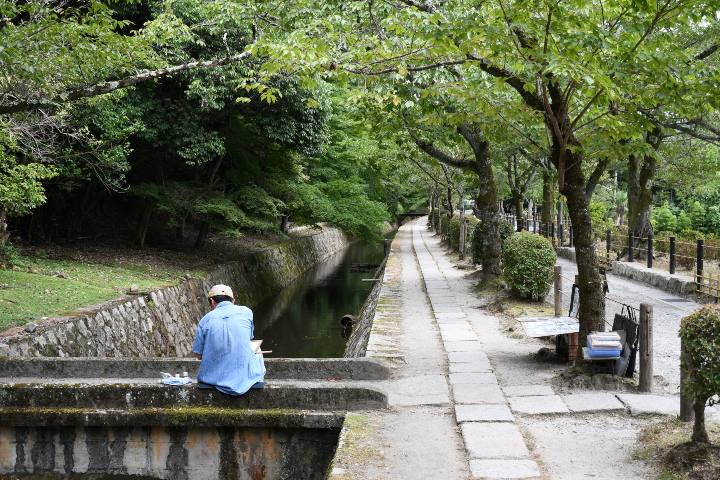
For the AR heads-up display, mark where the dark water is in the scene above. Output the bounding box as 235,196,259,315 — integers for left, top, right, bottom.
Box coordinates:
252,240,387,358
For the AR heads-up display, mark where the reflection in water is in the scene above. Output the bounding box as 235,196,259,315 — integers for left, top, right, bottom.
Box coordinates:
252,241,386,358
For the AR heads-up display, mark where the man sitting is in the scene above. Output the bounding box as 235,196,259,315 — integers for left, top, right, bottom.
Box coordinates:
192,284,265,395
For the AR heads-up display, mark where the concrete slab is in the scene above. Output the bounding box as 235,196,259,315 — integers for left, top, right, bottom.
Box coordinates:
508,395,569,415
616,393,680,416
449,362,493,374
453,383,506,404
449,372,498,385
503,385,554,397
388,375,450,407
455,404,514,422
461,422,530,459
442,331,479,342
469,459,541,479
561,393,625,413
448,351,490,364
444,341,485,352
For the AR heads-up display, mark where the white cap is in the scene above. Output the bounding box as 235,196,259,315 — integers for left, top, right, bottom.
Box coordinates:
207,284,234,299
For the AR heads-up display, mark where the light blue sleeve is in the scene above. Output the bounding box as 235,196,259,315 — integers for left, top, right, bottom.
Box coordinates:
191,316,208,354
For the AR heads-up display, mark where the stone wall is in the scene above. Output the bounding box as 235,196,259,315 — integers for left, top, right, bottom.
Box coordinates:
0,227,347,358
0,424,339,480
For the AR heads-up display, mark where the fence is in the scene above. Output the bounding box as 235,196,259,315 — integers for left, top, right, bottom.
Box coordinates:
500,212,720,299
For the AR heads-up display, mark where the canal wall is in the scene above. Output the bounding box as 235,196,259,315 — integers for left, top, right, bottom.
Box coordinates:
0,424,339,480
0,227,348,358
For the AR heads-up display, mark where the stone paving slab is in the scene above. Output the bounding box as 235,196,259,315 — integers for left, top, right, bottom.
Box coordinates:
449,372,499,385
444,341,485,352
453,383,506,404
388,375,450,407
616,393,679,416
455,404,514,422
508,395,570,415
469,459,541,479
503,385,555,397
561,393,626,413
442,331,480,342
461,422,530,459
448,351,490,364
449,362,493,374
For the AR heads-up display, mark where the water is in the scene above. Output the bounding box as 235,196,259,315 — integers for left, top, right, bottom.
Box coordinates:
252,240,387,357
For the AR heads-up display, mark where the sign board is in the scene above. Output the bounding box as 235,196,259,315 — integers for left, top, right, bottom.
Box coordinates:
518,316,579,338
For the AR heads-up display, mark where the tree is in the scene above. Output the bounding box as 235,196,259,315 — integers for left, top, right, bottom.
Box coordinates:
679,305,720,444
505,154,537,230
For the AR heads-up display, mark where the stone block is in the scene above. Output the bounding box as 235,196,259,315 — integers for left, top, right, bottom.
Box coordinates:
448,351,490,364
508,395,569,415
461,423,530,459
453,383,505,404
470,459,540,479
616,394,679,416
444,341,484,352
450,362,493,374
502,385,554,397
449,373,498,385
455,404,514,422
561,393,625,413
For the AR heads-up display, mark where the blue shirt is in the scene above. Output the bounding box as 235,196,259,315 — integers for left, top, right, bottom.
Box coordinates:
191,301,265,395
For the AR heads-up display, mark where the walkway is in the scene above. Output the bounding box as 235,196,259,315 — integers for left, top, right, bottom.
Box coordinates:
332,218,717,479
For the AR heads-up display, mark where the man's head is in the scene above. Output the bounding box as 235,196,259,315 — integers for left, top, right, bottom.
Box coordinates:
207,284,234,309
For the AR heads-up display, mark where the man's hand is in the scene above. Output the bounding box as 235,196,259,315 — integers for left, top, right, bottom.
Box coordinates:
194,353,202,360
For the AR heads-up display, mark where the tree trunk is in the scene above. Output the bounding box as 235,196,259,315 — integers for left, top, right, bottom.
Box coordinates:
0,209,9,248
137,208,153,249
542,170,556,227
692,398,709,443
514,195,524,231
194,222,209,249
558,147,606,349
627,153,655,239
475,159,502,276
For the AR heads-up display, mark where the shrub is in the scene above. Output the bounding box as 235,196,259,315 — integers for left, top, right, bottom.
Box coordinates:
688,200,707,232
502,232,556,300
651,202,677,233
679,305,720,443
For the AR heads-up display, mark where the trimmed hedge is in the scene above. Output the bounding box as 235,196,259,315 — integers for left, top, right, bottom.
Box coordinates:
502,232,556,300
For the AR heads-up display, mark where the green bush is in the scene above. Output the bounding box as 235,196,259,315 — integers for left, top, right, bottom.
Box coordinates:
502,232,556,300
651,202,677,232
688,200,707,231
679,305,720,442
471,218,514,264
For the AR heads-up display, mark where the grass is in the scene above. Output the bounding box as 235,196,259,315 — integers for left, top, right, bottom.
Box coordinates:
634,417,720,480
0,254,205,331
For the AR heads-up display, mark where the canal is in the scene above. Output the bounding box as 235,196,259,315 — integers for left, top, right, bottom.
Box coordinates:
252,239,387,357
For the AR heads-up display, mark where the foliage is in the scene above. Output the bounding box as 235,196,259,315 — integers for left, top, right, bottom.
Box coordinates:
0,133,57,216
501,232,556,300
680,305,720,409
589,200,614,239
652,202,678,233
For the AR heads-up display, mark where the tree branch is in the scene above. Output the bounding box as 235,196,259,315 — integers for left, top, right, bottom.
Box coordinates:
411,133,475,170
585,157,611,202
695,43,718,61
0,52,252,115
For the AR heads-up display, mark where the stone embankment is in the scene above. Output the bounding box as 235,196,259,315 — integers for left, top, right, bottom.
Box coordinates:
0,227,347,357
